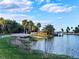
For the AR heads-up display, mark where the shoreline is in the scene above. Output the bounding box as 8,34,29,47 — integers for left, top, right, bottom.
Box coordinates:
0,36,78,59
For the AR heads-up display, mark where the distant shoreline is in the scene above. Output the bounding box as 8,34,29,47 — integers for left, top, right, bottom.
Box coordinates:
64,33,79,35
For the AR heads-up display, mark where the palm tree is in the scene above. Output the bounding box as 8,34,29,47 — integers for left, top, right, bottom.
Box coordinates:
71,27,73,29
22,20,28,33
78,25,79,28
0,17,6,34
74,27,79,33
61,28,64,33
61,28,64,35
71,27,74,33
0,17,4,33
66,27,70,33
37,23,41,31
28,20,34,33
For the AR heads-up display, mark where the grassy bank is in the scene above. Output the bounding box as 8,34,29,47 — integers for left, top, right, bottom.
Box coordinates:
0,37,77,59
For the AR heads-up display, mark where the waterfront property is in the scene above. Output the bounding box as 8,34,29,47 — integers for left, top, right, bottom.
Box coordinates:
31,32,48,39
54,32,63,36
34,32,48,37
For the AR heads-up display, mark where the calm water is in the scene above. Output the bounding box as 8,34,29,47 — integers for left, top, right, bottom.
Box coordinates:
32,35,79,58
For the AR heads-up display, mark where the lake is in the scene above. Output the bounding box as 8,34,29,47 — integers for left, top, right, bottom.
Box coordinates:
32,35,79,58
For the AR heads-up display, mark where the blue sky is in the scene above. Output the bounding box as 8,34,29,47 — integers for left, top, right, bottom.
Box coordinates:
0,0,79,31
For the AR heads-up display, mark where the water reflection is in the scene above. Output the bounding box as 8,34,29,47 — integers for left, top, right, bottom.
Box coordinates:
31,35,79,58
44,38,54,53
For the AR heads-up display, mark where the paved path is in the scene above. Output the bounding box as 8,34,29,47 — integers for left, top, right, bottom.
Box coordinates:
0,33,31,38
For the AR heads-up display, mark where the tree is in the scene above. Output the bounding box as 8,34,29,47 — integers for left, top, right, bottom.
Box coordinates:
74,26,79,33
22,20,40,33
72,25,79,33
61,28,64,33
5,20,23,33
70,27,74,32
37,23,41,31
0,18,24,34
71,27,73,29
22,20,28,33
0,17,3,33
0,17,6,34
28,20,34,33
66,27,70,33
31,25,39,32
42,24,55,35
0,23,1,32
78,25,79,28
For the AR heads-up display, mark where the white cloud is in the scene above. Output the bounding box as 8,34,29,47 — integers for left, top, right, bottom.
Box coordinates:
40,3,76,13
0,0,33,12
34,0,51,5
0,0,32,5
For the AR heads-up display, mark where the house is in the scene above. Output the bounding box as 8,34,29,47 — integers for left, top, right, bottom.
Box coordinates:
34,32,48,37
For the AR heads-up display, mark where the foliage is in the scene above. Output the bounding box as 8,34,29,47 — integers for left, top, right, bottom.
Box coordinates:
22,20,40,33
22,19,28,33
74,25,79,33
0,17,56,35
0,17,23,34
37,23,41,31
0,17,42,34
42,24,55,35
66,27,70,33
61,28,64,32
37,23,41,28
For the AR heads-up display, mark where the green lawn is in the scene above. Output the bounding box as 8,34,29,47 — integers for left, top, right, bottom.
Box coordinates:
0,37,77,59
0,37,43,59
